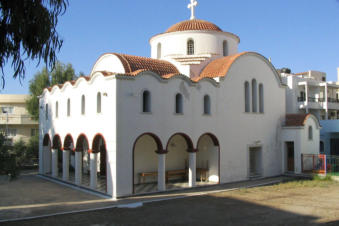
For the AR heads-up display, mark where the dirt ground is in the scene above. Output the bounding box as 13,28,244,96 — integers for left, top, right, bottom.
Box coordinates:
3,178,339,226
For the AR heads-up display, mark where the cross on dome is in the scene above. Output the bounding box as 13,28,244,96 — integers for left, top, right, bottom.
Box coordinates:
188,0,198,20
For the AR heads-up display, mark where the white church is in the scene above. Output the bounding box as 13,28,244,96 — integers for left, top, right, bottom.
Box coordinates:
39,1,320,198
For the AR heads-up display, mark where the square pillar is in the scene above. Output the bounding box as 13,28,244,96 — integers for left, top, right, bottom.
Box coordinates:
62,150,70,181
39,146,44,174
188,152,197,187
75,151,82,185
51,149,58,177
156,150,167,191
90,152,98,189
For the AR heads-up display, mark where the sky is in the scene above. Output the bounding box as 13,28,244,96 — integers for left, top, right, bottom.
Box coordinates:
2,0,339,94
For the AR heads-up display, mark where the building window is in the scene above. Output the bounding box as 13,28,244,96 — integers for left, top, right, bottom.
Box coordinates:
157,43,162,59
223,40,228,56
259,83,264,113
1,106,13,114
2,128,17,137
45,104,48,120
67,98,71,117
252,79,257,113
97,92,101,113
320,141,324,153
187,39,194,55
308,126,313,140
245,81,250,113
31,128,39,137
203,95,211,115
299,91,306,102
81,95,85,115
175,93,183,114
142,90,151,113
55,101,58,118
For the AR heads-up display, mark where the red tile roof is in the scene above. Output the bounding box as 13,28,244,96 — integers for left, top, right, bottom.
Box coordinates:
194,52,248,82
112,53,179,77
285,114,311,127
166,19,223,33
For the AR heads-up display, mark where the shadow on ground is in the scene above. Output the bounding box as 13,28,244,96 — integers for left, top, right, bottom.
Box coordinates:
2,194,323,226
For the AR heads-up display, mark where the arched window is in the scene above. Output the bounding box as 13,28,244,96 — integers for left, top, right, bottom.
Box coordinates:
203,95,211,115
67,98,71,117
259,83,264,113
223,40,228,56
142,90,151,113
81,95,85,115
252,79,257,113
45,104,48,120
97,92,101,113
308,126,313,140
245,81,250,113
175,93,183,114
55,101,58,118
157,43,162,59
187,39,194,55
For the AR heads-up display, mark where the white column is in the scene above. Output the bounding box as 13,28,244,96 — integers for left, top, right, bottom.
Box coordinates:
305,83,309,113
157,153,166,191
90,152,98,189
39,146,44,174
62,150,70,181
188,152,196,187
51,149,58,177
75,151,82,185
325,84,328,120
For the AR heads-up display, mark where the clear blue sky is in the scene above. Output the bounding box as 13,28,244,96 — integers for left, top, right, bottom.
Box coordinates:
2,0,339,94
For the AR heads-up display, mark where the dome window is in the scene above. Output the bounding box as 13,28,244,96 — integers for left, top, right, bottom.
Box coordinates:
187,39,194,55
223,40,228,56
157,43,162,59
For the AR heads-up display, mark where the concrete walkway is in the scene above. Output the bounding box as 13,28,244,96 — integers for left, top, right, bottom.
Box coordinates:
0,170,297,222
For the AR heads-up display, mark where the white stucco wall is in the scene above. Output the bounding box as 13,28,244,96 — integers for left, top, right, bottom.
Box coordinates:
113,52,286,197
39,73,117,197
150,31,239,59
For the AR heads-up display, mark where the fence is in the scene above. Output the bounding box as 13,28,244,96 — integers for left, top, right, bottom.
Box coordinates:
302,154,339,175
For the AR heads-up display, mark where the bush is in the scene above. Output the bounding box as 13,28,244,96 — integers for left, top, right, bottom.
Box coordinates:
0,134,18,178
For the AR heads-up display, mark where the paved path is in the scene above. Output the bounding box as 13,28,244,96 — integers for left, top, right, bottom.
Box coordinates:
0,170,296,222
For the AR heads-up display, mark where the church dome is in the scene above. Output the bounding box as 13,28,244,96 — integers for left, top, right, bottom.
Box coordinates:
166,19,223,33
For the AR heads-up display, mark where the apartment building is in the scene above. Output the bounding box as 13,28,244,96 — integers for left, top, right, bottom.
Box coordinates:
282,68,339,155
0,95,38,145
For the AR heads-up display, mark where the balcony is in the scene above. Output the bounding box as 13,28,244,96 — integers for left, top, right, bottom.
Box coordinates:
0,114,38,125
297,97,339,110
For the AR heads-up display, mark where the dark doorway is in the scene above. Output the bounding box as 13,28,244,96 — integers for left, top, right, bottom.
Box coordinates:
249,147,262,177
330,139,339,155
286,142,294,172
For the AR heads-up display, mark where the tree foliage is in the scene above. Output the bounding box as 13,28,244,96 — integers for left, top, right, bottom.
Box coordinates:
26,61,77,120
0,0,68,86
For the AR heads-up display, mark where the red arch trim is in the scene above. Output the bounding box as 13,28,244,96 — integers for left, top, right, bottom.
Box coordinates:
197,133,220,147
75,133,90,152
63,134,74,151
43,134,51,146
166,132,194,151
92,133,107,153
52,134,62,150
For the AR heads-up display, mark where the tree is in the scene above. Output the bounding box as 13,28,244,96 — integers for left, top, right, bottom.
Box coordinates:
26,61,77,120
0,0,68,87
